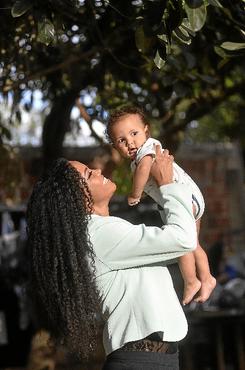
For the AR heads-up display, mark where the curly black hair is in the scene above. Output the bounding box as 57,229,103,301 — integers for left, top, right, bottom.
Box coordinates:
26,158,100,359
106,105,149,144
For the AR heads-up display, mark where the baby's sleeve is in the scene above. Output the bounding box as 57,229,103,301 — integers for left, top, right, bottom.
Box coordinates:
136,138,162,165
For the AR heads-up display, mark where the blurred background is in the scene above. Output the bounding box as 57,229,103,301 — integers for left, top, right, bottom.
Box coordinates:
0,1,245,369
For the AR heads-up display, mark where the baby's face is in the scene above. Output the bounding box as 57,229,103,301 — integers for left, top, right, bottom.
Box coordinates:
110,114,148,160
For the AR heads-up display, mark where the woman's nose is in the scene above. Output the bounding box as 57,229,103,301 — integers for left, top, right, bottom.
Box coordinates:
93,169,101,176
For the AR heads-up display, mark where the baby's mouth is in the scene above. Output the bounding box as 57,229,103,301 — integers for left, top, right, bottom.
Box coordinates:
129,148,137,159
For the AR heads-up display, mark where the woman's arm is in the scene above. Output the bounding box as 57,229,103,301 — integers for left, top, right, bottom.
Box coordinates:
91,184,197,270
90,190,197,271
89,146,197,269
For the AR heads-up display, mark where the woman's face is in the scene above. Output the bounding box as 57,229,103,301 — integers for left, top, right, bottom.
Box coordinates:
69,161,116,206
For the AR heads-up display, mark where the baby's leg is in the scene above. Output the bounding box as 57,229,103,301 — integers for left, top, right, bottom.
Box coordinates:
178,252,201,305
193,219,216,303
159,205,200,305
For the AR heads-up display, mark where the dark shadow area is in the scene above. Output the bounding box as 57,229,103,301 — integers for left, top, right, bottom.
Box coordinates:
0,208,33,368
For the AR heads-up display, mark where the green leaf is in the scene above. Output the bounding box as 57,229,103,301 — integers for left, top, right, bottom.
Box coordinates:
157,34,168,43
184,3,207,32
157,43,167,60
181,18,196,37
154,50,166,69
240,29,245,38
214,46,227,58
214,45,244,58
37,18,56,46
135,25,153,54
11,0,32,17
157,34,171,54
220,42,245,51
206,0,223,7
173,27,192,45
165,0,184,32
217,58,229,69
185,0,203,9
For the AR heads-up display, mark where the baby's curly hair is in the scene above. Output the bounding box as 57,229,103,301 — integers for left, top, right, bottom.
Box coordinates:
26,158,100,360
106,105,148,144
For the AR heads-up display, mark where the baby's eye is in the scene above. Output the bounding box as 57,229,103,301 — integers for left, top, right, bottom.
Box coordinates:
118,138,126,145
131,131,138,136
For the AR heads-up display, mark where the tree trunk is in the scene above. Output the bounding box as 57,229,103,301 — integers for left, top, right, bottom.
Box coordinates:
159,131,182,154
42,89,80,169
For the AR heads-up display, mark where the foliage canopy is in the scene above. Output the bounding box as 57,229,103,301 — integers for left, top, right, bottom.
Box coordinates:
1,0,245,161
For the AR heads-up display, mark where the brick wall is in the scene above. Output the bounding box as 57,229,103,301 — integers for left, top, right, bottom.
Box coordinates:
176,142,245,252
18,141,245,252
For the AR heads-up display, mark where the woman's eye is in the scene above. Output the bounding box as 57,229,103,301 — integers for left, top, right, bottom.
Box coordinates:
85,169,92,180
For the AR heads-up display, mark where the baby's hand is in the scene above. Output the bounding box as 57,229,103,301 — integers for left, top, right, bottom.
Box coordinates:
128,195,140,206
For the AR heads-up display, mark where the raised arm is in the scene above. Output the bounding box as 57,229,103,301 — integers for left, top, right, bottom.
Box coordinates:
128,155,153,206
90,184,197,270
90,147,197,269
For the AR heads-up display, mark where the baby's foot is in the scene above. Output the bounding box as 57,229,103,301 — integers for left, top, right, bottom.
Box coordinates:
182,279,201,305
194,276,216,303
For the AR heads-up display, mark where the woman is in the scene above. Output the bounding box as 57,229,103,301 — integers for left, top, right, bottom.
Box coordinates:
26,146,197,370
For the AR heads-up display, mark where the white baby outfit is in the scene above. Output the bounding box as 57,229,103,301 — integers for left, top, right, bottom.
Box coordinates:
130,137,205,220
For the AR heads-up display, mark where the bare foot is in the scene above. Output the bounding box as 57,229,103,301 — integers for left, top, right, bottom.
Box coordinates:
194,276,216,303
182,279,201,305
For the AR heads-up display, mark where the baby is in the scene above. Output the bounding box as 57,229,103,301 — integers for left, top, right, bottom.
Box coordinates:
106,106,216,305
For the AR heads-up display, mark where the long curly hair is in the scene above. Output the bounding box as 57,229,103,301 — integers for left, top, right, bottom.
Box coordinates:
26,158,100,359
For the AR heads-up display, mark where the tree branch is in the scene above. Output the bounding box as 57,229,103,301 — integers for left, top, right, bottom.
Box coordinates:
3,47,102,92
75,99,104,144
87,0,139,71
162,82,245,137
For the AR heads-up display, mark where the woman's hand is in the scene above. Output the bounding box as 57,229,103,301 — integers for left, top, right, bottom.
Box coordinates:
151,146,174,186
127,195,141,206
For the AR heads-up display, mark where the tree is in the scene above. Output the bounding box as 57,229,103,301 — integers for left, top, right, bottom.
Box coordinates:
1,0,245,166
